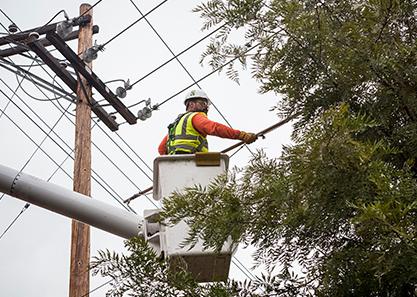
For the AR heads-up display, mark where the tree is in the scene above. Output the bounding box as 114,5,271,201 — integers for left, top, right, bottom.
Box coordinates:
94,1,417,296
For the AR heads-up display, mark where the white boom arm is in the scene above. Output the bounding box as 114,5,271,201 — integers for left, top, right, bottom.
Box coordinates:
0,164,141,239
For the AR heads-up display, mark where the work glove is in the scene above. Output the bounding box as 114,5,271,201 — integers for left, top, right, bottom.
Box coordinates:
239,131,258,144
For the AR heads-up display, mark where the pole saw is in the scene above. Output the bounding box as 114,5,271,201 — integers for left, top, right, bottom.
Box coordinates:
123,113,299,204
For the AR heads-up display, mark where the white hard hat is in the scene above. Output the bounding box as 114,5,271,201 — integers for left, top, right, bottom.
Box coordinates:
184,89,210,105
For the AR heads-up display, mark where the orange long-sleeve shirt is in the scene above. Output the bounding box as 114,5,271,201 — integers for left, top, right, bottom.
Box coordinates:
158,113,241,155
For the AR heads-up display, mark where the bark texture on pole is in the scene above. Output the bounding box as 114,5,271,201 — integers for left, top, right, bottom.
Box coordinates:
70,4,93,297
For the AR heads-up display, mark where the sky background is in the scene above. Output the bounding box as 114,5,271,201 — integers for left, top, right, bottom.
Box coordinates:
0,1,293,295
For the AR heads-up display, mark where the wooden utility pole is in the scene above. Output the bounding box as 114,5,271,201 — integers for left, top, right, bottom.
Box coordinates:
70,4,93,297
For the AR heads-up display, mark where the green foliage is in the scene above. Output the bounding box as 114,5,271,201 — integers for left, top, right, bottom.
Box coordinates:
162,104,417,296
195,0,417,134
95,1,417,296
186,3,417,293
91,237,196,296
92,237,299,296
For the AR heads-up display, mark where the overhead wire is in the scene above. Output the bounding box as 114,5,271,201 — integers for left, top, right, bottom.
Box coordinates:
0,49,36,121
1,10,154,210
1,14,153,185
0,120,92,242
0,203,29,241
0,57,76,101
0,98,75,195
0,118,99,242
0,78,135,213
128,23,227,89
12,52,155,206
3,24,155,185
128,1,236,127
15,71,71,102
101,0,169,48
70,83,151,189
126,1,256,160
0,4,267,284
78,0,103,18
153,30,280,109
43,9,68,27
72,68,157,208
82,279,113,297
0,90,74,239
0,22,43,200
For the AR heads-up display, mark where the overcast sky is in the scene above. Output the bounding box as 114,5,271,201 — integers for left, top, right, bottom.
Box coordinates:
0,1,292,295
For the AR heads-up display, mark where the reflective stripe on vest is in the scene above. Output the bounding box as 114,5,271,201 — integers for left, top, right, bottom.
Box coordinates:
167,112,208,154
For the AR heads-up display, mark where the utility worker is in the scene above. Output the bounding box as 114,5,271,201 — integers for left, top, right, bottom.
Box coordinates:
158,89,258,155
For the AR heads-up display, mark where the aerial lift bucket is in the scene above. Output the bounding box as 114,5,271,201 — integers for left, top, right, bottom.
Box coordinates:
142,153,235,282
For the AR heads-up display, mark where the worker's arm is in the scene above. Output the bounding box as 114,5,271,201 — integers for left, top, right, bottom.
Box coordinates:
192,113,241,139
158,135,168,155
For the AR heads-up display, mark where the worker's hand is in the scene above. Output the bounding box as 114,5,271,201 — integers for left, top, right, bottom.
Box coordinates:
239,131,258,144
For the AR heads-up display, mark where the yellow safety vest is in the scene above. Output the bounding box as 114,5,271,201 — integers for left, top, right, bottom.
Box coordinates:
167,112,208,154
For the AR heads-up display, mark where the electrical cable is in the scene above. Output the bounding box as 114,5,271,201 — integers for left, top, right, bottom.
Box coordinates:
5,52,155,207
15,71,71,102
232,258,256,280
126,1,255,158
78,0,103,18
18,51,62,66
128,23,227,89
154,30,280,109
101,0,169,48
0,7,155,219
51,74,75,101
1,7,259,283
0,79,135,213
0,56,36,120
81,279,113,297
128,1,237,130
0,203,30,241
0,9,15,26
0,58,76,101
1,11,173,194
0,113,86,242
72,68,157,208
0,91,75,239
58,62,153,179
0,101,73,181
43,9,67,27
229,144,246,159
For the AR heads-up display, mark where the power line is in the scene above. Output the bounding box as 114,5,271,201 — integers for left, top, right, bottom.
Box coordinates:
126,1,254,158
6,53,155,207
128,18,227,89
0,5,262,284
0,56,36,120
7,38,155,181
101,0,169,48
128,1,236,129
0,79,135,212
0,57,76,101
1,11,152,195
0,12,154,208
79,0,103,18
153,30,279,109
72,68,157,208
2,53,153,181
0,203,30,241
82,279,113,297
0,96,74,240
16,71,71,102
